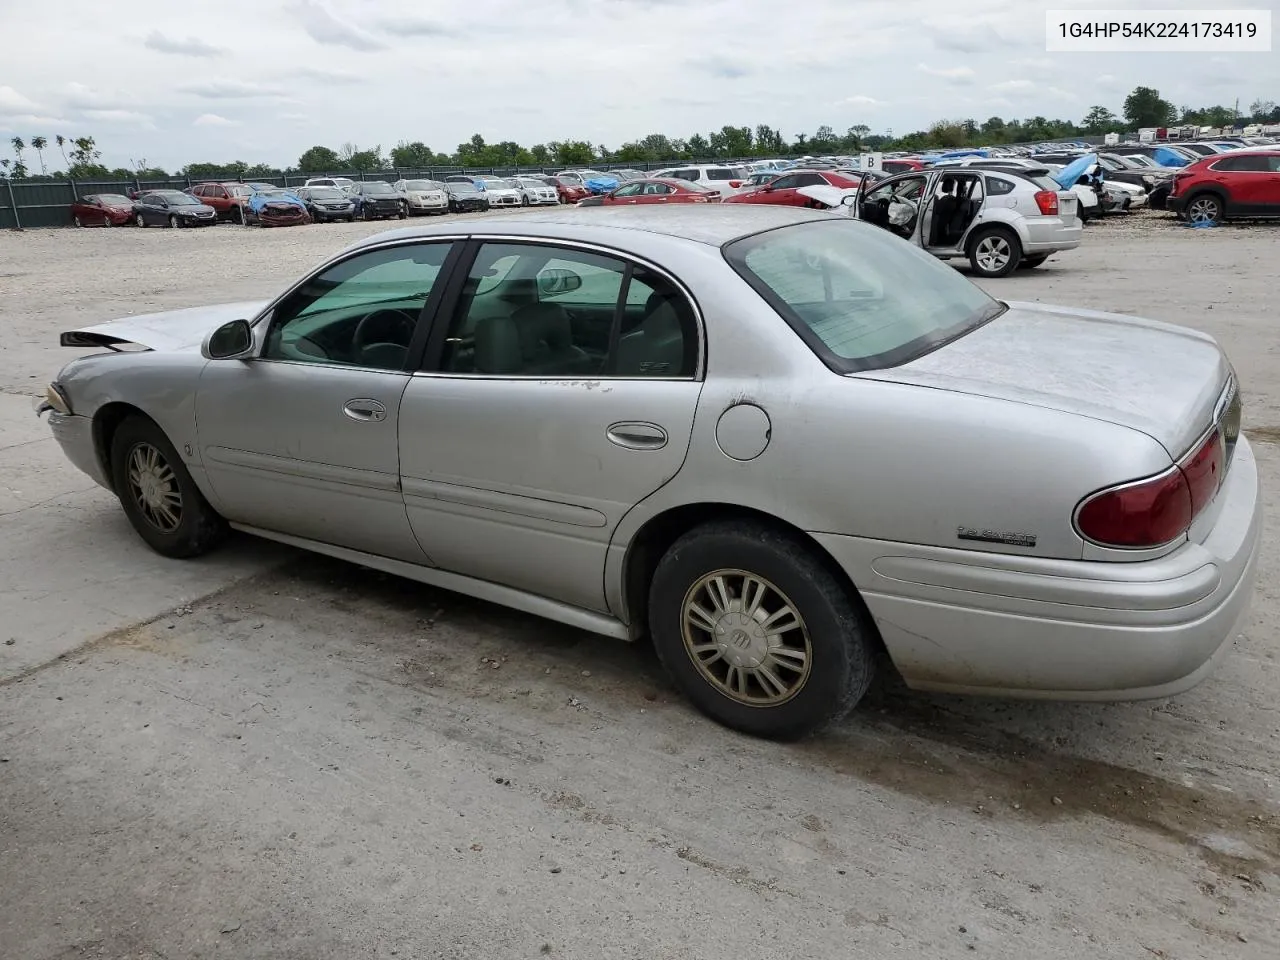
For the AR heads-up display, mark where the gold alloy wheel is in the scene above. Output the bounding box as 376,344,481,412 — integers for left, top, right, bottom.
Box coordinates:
680,569,813,706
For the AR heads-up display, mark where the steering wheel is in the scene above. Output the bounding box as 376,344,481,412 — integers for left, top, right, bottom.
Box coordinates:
352,309,417,360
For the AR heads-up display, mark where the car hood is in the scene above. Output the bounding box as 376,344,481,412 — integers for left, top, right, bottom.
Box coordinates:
59,301,270,353
406,190,445,198
856,300,1230,457
797,184,858,211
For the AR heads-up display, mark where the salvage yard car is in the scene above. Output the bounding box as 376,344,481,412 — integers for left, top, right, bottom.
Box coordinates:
244,189,310,228
346,181,406,221
1168,149,1280,223
70,194,134,227
577,178,720,205
812,166,1082,277
392,179,450,216
295,186,357,223
132,190,218,228
38,207,1260,741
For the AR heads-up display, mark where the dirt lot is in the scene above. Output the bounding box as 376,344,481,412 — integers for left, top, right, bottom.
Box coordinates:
2,211,1279,960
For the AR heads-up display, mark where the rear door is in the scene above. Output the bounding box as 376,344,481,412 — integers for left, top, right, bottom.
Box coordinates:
397,239,704,614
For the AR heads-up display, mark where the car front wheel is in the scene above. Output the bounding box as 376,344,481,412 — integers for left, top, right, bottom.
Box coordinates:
648,520,876,740
168,214,179,229
967,226,1022,278
109,415,228,558
136,213,146,228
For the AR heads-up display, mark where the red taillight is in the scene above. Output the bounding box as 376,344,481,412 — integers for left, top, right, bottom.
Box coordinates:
1076,469,1192,548
728,180,743,187
1075,428,1225,549
1180,428,1224,514
1170,172,1192,196
1033,190,1059,216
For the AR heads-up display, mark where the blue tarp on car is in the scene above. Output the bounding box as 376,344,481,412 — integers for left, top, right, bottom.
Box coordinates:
584,176,620,194
248,190,305,213
1052,153,1098,189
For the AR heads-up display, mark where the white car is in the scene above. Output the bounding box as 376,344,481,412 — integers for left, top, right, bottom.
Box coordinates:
509,177,560,206
474,176,523,208
649,164,752,195
392,179,450,216
304,177,355,190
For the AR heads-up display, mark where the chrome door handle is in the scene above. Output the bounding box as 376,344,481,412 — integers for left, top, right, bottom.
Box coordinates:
607,422,667,450
343,398,387,422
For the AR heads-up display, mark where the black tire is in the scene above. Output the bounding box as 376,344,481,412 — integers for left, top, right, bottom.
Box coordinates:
648,520,876,741
136,213,146,228
521,194,530,207
966,225,1021,278
109,415,228,559
73,215,84,227
168,214,179,229
1184,192,1223,224
1019,254,1049,269
362,205,372,221
397,207,407,220
232,206,244,225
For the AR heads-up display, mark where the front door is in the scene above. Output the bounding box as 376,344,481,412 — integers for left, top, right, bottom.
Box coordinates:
195,240,457,562
857,172,929,241
398,239,705,614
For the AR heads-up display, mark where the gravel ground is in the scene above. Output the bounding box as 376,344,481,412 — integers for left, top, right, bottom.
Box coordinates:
1,210,1279,960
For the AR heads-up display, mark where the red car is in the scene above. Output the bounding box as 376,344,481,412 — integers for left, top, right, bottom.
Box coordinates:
188,181,255,223
881,158,927,175
724,170,862,207
578,178,719,206
70,193,134,227
1168,150,1280,224
538,175,591,204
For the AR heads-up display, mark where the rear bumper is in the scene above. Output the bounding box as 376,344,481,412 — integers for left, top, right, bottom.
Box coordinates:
1022,217,1082,253
813,436,1262,700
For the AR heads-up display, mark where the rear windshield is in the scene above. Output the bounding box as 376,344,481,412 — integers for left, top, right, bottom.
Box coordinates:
723,220,1002,373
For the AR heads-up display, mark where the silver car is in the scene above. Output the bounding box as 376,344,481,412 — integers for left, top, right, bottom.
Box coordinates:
509,176,561,206
38,207,1260,740
392,179,450,216
803,166,1083,277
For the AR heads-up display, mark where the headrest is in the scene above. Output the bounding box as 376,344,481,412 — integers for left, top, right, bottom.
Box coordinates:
513,302,572,356
474,315,523,374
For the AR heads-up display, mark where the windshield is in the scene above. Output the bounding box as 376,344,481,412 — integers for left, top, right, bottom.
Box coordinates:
258,192,296,201
724,219,1001,373
308,188,345,199
404,180,439,190
364,182,395,194
480,178,507,188
96,194,131,205
156,192,199,205
448,182,478,194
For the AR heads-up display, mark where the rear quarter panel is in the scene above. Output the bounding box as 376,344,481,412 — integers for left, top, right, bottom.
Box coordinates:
604,246,1173,618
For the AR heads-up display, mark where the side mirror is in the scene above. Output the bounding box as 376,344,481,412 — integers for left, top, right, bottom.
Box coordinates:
537,268,583,295
203,319,255,360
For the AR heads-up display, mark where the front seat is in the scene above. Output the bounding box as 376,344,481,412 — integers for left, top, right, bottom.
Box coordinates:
616,291,687,377
931,178,959,245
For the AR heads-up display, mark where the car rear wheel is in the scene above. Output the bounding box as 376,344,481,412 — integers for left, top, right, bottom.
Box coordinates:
73,215,84,227
967,226,1021,278
1186,193,1223,224
109,415,228,559
648,520,876,740
1019,254,1049,269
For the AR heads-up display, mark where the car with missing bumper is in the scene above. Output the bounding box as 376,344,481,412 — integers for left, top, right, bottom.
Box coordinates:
805,166,1082,277
295,186,357,223
37,207,1260,741
244,189,311,227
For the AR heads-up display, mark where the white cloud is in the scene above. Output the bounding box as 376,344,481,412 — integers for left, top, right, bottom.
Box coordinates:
990,80,1034,93
143,31,224,56
84,109,154,125
0,86,40,115
917,64,975,81
180,79,287,99
63,82,128,111
842,95,880,106
193,113,240,127
285,67,363,85
4,113,71,127
290,0,388,51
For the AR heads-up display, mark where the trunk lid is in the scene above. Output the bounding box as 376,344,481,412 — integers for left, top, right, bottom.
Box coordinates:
60,301,268,352
856,300,1231,458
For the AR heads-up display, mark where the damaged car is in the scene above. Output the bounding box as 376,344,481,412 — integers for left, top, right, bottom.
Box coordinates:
36,208,1260,741
804,165,1082,277
244,189,311,228
393,179,451,216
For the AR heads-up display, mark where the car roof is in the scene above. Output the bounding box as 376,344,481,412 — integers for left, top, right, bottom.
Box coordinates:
347,204,830,250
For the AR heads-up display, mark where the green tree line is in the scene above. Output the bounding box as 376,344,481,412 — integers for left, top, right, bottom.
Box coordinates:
4,89,1276,181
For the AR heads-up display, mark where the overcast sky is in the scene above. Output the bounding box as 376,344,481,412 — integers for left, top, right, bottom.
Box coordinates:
0,0,1275,171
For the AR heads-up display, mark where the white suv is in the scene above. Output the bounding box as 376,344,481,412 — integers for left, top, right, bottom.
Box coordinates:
649,164,751,195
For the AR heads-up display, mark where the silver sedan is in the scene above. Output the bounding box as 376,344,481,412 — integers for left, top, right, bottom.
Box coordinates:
39,206,1261,739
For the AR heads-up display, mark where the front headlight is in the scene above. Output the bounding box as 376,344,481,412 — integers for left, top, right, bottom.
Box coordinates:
44,382,72,415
